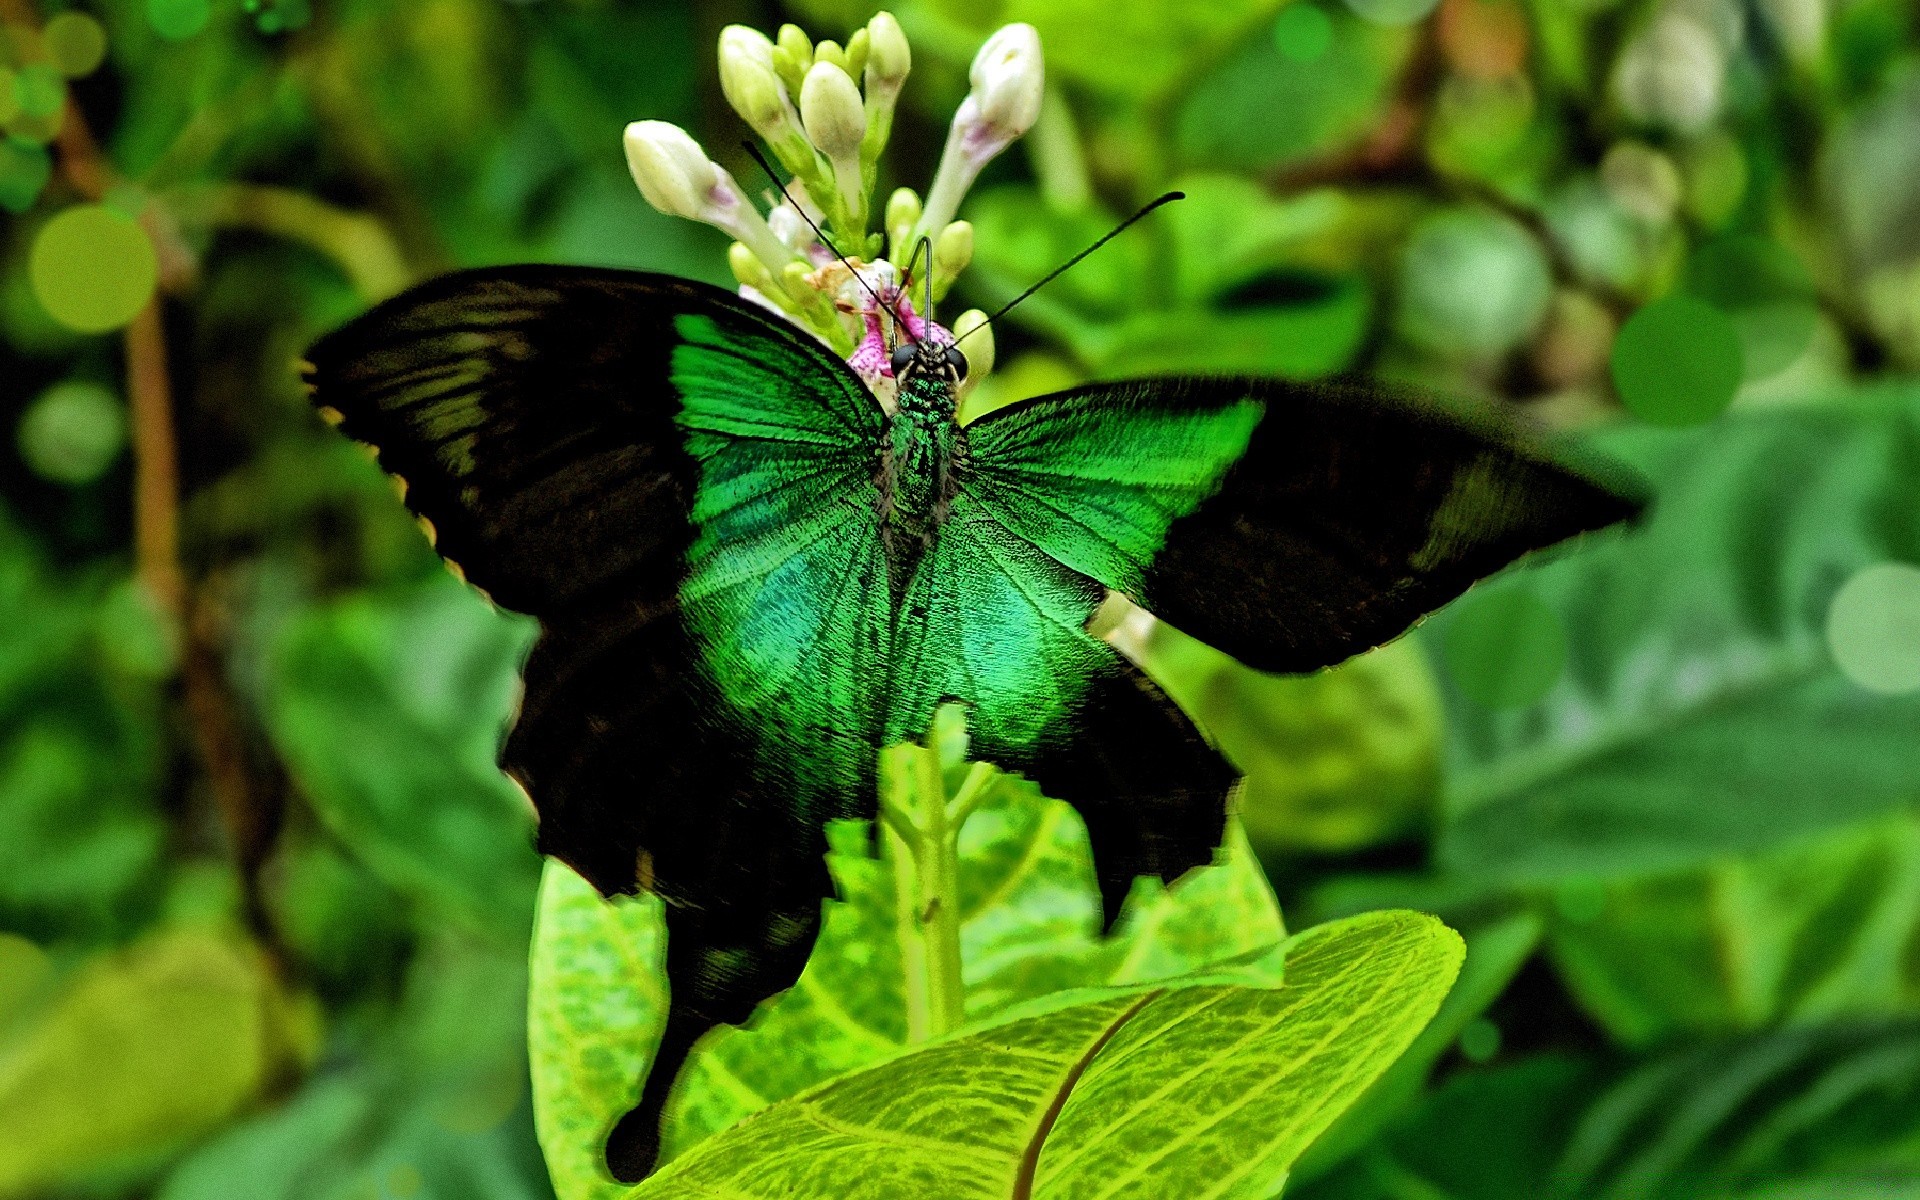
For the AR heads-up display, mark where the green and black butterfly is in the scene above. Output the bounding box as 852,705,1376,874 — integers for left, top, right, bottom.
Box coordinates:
305,262,1638,1177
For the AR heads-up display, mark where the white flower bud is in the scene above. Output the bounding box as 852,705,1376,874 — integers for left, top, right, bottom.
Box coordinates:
932,220,973,300
622,120,717,220
864,12,910,89
718,26,787,132
767,202,814,251
967,23,1043,144
915,24,1044,245
812,39,847,72
861,12,912,170
952,309,993,395
885,187,921,259
800,61,866,159
624,121,796,276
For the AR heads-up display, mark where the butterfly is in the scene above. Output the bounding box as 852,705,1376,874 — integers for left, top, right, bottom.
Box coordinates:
304,263,1639,1177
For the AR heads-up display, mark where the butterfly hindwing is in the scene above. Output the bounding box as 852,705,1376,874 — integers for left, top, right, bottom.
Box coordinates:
963,375,1641,675
885,494,1237,922
305,266,889,1178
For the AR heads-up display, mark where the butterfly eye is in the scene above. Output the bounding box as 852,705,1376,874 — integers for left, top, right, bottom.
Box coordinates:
890,343,917,377
944,347,969,381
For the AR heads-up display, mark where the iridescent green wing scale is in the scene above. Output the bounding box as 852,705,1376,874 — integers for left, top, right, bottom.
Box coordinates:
886,494,1237,923
303,266,888,1180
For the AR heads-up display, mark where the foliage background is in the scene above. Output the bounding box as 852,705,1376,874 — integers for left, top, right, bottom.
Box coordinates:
3,0,1920,1196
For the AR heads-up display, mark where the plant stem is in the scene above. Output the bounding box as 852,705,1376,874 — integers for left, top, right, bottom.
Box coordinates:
881,737,969,1042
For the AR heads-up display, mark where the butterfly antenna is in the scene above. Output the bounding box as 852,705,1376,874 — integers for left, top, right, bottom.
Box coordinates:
919,236,934,332
740,142,912,337
955,191,1184,345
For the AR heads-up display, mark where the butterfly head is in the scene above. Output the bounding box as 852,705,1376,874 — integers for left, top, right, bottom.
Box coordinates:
889,338,969,388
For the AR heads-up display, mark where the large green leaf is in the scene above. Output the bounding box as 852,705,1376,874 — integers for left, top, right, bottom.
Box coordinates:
160,931,552,1200
529,866,665,1200
1555,1021,1920,1200
263,576,541,934
918,0,1286,102
1546,813,1920,1045
0,931,282,1197
1432,383,1920,886
1173,7,1412,171
1291,910,1543,1181
527,771,1285,1189
628,909,1462,1199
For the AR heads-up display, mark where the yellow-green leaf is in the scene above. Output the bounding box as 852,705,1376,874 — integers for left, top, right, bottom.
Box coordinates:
628,909,1463,1199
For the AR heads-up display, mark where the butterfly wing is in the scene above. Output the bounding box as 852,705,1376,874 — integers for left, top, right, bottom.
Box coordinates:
961,375,1641,675
887,494,1236,923
304,266,889,1178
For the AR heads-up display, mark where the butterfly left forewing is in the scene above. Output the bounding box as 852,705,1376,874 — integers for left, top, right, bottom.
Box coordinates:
305,266,892,1178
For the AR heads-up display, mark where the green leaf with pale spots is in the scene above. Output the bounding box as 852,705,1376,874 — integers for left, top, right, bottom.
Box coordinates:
624,909,1463,1200
529,867,667,1200
526,770,1285,1191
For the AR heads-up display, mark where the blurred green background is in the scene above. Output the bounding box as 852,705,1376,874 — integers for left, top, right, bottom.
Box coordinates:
4,0,1920,1196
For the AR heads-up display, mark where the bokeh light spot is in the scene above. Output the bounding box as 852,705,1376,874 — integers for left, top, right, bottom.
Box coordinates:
1611,293,1743,426
29,205,159,334
44,12,109,78
15,62,65,118
1444,588,1567,709
146,0,211,41
1274,3,1334,63
1826,562,1920,696
18,380,126,485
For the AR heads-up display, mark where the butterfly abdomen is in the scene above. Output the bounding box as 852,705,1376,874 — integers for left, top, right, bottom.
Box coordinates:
880,371,963,587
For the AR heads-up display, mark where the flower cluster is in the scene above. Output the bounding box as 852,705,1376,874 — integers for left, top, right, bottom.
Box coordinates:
622,14,1043,407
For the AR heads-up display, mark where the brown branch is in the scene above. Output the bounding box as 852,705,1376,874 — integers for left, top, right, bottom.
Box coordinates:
122,302,187,616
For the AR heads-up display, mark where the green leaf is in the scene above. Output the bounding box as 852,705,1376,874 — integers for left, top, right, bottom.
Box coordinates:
529,863,666,1200
0,507,167,942
1432,382,1920,887
1131,619,1441,856
1292,910,1543,1180
974,0,1288,102
1290,1054,1601,1200
1092,280,1373,378
164,929,549,1200
629,909,1464,1200
262,576,541,934
1545,813,1920,1045
527,773,1286,1177
1160,175,1350,308
1174,9,1412,171
0,931,281,1195
1554,1021,1920,1200
671,776,1285,1156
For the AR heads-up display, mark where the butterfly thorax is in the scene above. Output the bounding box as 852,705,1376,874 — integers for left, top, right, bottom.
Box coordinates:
880,366,963,586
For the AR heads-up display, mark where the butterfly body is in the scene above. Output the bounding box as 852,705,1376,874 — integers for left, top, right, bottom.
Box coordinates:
878,355,963,585
305,265,1641,1177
